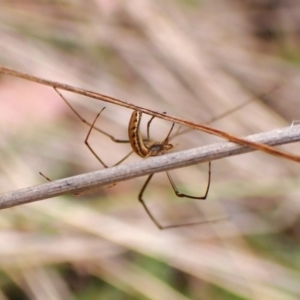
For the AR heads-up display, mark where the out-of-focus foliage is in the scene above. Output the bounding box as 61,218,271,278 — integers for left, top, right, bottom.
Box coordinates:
0,0,300,299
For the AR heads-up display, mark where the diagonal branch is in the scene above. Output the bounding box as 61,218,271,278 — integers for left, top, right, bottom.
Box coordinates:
0,125,299,210
1,65,300,163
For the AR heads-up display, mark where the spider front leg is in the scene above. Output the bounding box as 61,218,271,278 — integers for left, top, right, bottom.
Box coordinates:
84,107,133,168
138,174,163,229
146,112,168,141
138,161,212,229
166,161,211,199
74,107,133,194
54,87,135,167
40,89,133,194
39,171,116,196
54,87,129,143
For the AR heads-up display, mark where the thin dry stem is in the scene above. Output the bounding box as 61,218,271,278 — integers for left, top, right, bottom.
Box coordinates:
1,66,300,163
0,125,299,210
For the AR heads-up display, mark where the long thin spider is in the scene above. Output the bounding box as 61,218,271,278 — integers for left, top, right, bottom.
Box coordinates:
126,110,214,229
50,89,216,229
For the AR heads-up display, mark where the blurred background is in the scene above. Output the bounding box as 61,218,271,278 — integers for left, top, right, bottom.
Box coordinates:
0,0,300,299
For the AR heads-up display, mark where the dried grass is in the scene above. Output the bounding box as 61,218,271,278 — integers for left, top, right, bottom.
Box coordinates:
0,0,300,299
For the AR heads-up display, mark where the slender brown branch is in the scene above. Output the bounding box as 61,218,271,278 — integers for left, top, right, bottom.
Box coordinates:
0,125,299,210
1,65,300,163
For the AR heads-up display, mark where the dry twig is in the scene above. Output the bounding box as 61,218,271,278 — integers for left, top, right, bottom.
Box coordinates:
1,65,300,163
0,124,299,210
